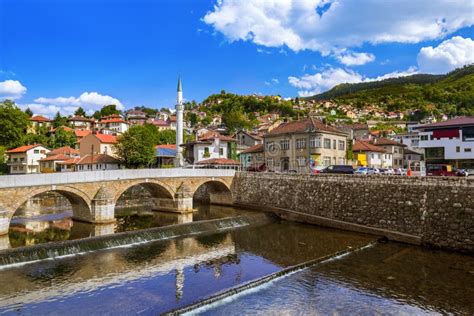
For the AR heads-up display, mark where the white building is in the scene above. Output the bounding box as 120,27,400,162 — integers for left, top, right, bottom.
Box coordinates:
6,144,50,174
415,116,474,169
392,133,423,153
98,116,129,134
353,140,393,168
181,132,236,165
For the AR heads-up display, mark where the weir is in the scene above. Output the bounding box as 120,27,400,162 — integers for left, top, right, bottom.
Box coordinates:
0,213,274,266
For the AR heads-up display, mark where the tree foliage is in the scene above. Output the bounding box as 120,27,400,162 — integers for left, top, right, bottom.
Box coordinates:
25,108,33,117
49,128,77,148
116,125,156,168
53,111,69,128
93,104,121,119
0,100,29,149
74,107,86,117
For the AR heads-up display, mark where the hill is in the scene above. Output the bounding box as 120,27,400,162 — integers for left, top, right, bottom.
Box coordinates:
306,65,474,116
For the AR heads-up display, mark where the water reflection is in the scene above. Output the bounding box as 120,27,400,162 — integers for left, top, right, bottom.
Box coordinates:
0,220,375,314
7,196,254,249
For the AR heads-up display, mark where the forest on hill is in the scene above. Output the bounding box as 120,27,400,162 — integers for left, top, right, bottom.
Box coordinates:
306,65,474,116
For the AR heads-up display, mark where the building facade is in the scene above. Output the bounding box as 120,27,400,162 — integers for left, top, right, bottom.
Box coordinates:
415,116,474,170
372,137,406,169
353,140,392,168
78,133,118,157
6,144,50,174
264,118,349,173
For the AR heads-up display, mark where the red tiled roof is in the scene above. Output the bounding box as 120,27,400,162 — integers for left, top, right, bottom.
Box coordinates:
372,137,405,147
199,131,235,142
241,144,264,154
94,134,117,143
169,116,177,122
75,154,121,165
69,116,94,122
99,118,128,124
47,146,79,156
30,115,51,122
38,154,70,162
57,158,81,165
267,118,346,136
353,140,386,153
415,116,474,129
156,144,176,149
74,129,92,138
196,158,240,165
6,144,46,153
150,119,170,126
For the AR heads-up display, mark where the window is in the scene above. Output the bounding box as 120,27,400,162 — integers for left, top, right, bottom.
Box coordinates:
310,136,321,148
426,147,444,159
296,138,306,149
323,138,331,149
338,157,345,165
420,135,428,141
219,147,224,155
462,127,474,141
371,153,374,159
266,158,274,168
338,140,345,151
323,156,331,166
204,147,210,158
247,156,251,162
297,156,306,166
332,140,336,150
465,148,472,152
280,140,289,150
456,146,460,152
34,150,39,154
266,141,275,151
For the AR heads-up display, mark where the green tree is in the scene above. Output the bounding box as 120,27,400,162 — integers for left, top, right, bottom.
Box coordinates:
25,108,33,117
0,100,29,149
74,107,86,117
49,128,77,148
116,125,156,168
0,146,8,175
53,111,69,128
100,104,121,117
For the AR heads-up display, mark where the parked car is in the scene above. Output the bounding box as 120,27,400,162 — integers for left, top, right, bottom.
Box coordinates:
355,167,369,175
320,165,354,174
426,164,457,177
379,168,394,175
456,169,469,177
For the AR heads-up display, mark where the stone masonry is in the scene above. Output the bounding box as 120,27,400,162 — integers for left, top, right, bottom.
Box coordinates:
231,172,474,253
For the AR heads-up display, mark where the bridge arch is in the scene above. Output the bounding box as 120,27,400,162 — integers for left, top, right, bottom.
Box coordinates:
10,186,93,224
114,180,175,204
192,179,233,205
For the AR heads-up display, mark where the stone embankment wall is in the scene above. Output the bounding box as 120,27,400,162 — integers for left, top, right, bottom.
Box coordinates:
231,173,474,253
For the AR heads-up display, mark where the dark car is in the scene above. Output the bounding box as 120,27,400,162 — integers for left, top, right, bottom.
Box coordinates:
320,165,354,174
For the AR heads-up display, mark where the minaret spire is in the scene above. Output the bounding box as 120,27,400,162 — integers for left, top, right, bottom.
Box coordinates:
175,76,184,167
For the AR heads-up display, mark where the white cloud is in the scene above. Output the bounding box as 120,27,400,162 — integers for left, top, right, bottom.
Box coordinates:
288,67,364,96
0,80,27,99
271,78,279,84
336,51,375,66
417,36,474,74
34,91,124,114
288,66,418,96
203,0,473,55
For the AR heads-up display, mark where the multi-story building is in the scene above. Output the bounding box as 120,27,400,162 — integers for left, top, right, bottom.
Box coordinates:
97,116,129,134
264,118,349,173
181,131,237,165
28,116,52,134
414,116,474,170
371,137,406,169
38,146,80,173
392,133,423,153
234,130,263,153
78,133,118,157
6,144,50,174
353,140,392,168
68,116,95,130
126,110,148,125
240,144,264,171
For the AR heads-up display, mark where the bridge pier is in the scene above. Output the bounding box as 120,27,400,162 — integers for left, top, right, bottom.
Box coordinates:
0,211,9,236
152,183,194,213
209,191,233,206
73,186,116,224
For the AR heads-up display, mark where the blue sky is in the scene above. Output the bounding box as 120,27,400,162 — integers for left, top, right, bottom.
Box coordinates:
0,0,473,116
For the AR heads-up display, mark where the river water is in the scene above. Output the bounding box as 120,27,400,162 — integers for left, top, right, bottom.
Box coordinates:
0,196,472,315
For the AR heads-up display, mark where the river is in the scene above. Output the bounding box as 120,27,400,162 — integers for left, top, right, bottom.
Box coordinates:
0,194,472,315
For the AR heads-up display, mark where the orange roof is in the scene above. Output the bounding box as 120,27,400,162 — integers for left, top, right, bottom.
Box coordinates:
267,118,346,136
69,116,94,122
241,144,264,154
196,158,240,165
51,126,74,133
199,131,235,142
156,144,176,149
372,137,405,147
74,129,92,138
6,144,46,153
47,146,80,156
99,118,128,124
95,134,117,143
30,115,51,122
57,158,81,165
353,140,386,153
38,154,70,162
75,154,120,165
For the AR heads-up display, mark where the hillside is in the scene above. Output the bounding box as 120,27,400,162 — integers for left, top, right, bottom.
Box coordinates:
306,65,474,116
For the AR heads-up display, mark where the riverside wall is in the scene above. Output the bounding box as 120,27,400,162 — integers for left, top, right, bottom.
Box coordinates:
231,172,474,253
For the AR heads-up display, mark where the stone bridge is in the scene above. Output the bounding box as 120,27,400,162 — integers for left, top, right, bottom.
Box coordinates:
0,169,235,235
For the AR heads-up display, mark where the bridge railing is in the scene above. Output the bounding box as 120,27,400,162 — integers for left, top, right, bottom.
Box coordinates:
0,168,236,188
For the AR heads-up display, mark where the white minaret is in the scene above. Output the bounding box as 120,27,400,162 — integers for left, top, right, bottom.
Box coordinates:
175,77,184,167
